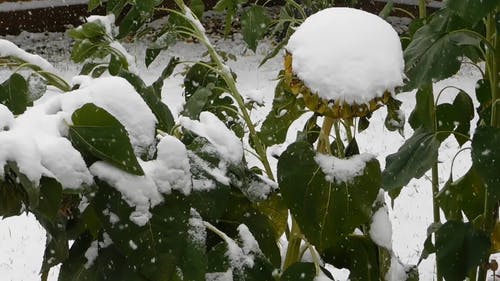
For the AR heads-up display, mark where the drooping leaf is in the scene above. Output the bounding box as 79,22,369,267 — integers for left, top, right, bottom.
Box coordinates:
37,177,63,222
435,221,490,281
39,215,69,273
278,142,381,250
471,126,500,201
451,90,474,145
0,176,24,218
322,235,380,281
408,84,434,131
0,73,30,115
258,80,305,146
382,128,440,191
404,10,481,90
241,5,270,52
436,167,485,221
280,262,316,281
182,87,212,119
446,0,500,25
384,97,404,135
69,103,144,175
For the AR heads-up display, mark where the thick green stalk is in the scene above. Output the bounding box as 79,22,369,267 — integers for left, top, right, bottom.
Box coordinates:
418,0,426,19
317,116,334,154
173,0,274,180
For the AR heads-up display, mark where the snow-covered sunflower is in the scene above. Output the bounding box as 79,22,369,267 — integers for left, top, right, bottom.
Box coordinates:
284,7,405,119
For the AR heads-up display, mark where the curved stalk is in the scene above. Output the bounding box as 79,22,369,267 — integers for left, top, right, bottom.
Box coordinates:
171,0,274,180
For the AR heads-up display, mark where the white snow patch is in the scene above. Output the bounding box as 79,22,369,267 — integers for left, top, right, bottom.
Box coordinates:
385,256,408,281
286,8,404,104
237,224,261,256
0,39,56,73
179,112,243,164
188,209,206,246
152,135,192,195
206,270,233,281
0,104,14,131
314,153,374,184
129,240,138,250
369,205,393,250
84,241,98,269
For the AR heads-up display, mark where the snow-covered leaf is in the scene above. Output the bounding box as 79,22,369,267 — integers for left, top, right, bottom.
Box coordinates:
278,141,381,250
69,103,144,176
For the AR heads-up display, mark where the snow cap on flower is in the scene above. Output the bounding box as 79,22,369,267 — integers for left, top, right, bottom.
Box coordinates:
286,7,405,105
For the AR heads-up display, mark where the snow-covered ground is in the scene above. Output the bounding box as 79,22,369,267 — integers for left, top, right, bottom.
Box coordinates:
0,29,494,280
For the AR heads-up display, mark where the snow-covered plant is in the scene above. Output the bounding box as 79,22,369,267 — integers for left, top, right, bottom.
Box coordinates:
381,0,500,280
1,0,499,280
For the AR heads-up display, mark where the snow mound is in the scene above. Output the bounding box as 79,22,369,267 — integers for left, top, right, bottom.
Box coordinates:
63,76,157,155
314,153,374,184
0,39,56,73
179,112,243,164
286,8,405,104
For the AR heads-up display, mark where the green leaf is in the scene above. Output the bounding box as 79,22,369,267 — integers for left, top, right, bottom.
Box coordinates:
436,103,455,141
385,97,404,135
436,167,485,221
59,234,150,281
280,262,316,280
37,177,63,222
446,0,500,24
88,0,103,11
107,0,128,16
5,161,39,209
145,48,161,68
322,235,380,281
404,10,480,90
241,6,270,52
475,79,492,126
0,73,30,115
92,180,205,281
382,128,440,191
258,80,305,146
451,90,474,145
39,215,69,273
471,126,500,201
278,142,381,250
69,103,144,175
408,84,434,131
189,0,205,18
108,54,123,76
0,177,23,218
71,39,99,63
435,221,490,281
81,22,107,38
182,87,212,119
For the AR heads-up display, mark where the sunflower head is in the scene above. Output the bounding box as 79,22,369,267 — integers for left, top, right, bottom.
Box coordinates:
283,7,405,120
